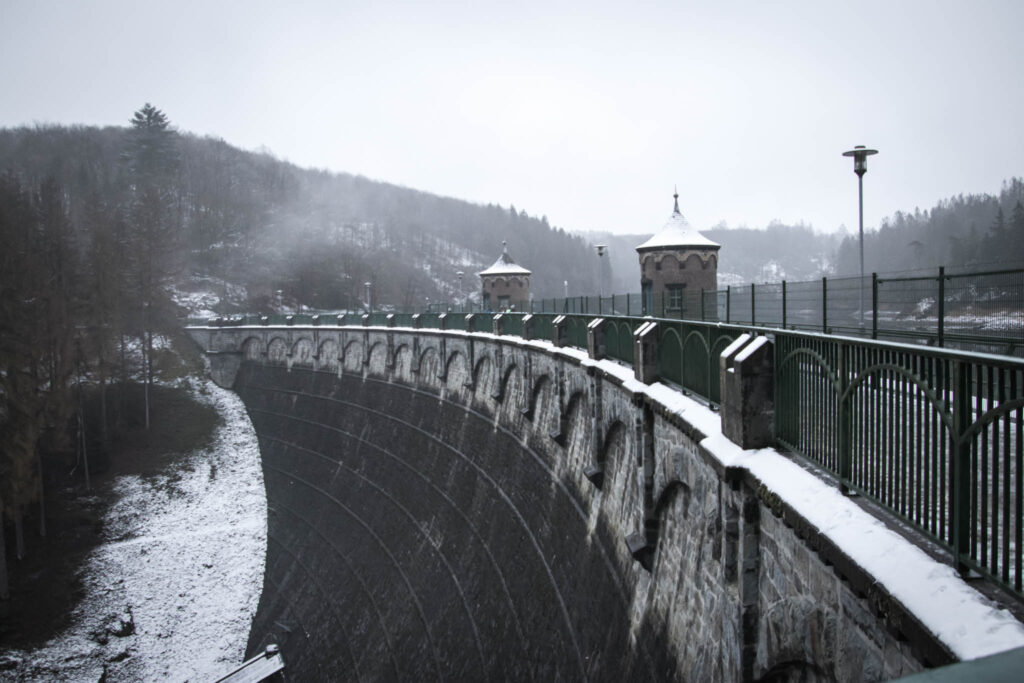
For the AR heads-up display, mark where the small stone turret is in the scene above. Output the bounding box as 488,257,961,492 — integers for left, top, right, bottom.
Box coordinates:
636,191,720,316
478,241,531,311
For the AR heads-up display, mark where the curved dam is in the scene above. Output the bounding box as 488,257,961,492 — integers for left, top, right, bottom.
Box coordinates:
189,323,964,681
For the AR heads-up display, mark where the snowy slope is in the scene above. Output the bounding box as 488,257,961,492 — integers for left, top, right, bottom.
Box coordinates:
3,378,267,682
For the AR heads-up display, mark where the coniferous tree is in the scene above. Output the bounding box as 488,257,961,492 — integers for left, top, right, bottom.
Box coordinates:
124,104,180,429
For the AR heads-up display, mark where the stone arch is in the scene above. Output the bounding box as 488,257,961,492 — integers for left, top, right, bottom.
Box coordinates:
757,597,835,683
318,339,339,372
446,349,468,382
241,336,263,361
492,361,518,403
683,253,704,270
522,373,552,421
267,336,289,364
472,354,492,395
292,337,315,367
551,390,587,448
642,480,693,573
393,343,413,382
417,345,441,390
589,419,628,490
660,253,681,270
342,339,363,373
367,341,389,375
444,349,471,399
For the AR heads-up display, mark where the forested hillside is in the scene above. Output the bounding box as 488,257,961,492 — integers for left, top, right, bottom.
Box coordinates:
0,114,600,312
0,105,602,594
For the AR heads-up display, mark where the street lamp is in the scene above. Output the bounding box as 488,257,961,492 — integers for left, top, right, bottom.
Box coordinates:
456,271,464,312
842,145,878,330
364,281,372,313
595,244,607,301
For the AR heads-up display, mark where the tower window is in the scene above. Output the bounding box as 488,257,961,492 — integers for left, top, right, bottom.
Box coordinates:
666,284,685,311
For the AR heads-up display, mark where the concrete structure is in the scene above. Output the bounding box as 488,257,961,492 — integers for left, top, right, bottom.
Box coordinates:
637,192,720,316
185,321,995,682
477,241,530,311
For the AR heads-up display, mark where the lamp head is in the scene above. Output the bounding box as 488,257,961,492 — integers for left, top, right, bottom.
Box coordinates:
842,145,878,177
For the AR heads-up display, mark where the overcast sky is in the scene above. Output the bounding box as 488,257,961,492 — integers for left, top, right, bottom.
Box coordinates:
2,0,1022,236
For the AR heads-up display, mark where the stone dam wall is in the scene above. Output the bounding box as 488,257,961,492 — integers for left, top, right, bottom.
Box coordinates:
190,325,948,681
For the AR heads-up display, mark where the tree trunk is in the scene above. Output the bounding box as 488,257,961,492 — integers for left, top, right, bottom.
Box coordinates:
0,496,9,600
100,371,109,450
37,457,46,538
144,327,152,430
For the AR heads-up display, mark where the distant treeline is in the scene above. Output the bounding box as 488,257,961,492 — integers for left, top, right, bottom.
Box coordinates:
834,180,1024,276
593,182,1024,291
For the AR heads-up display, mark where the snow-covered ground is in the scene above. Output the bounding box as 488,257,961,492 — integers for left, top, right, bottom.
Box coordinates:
3,378,266,682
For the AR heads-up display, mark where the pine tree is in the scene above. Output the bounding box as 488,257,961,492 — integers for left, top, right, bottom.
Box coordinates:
124,104,180,429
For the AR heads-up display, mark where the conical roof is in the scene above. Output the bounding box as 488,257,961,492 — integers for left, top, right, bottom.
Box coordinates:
635,192,719,251
477,241,532,276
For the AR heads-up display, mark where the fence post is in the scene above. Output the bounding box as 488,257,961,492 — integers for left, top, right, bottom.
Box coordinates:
938,266,945,348
782,280,787,329
627,293,631,316
822,277,828,332
726,286,731,324
951,359,971,575
749,282,757,325
871,273,878,340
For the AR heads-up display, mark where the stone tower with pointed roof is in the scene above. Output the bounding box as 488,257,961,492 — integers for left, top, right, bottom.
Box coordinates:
477,241,531,311
636,191,720,316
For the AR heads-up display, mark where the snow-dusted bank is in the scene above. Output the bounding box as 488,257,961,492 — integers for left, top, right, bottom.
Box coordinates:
6,378,266,682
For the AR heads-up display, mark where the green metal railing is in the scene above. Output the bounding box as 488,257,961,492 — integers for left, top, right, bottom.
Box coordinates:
775,331,1024,595
198,306,1024,597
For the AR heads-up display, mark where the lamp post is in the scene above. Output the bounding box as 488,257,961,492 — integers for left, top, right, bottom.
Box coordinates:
595,244,607,301
842,145,878,330
364,281,372,314
456,271,464,312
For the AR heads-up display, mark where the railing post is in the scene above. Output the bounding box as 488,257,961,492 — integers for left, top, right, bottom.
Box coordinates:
951,359,971,575
838,342,852,493
726,286,731,323
781,280,787,329
822,276,828,332
938,266,946,348
871,273,879,340
627,293,631,317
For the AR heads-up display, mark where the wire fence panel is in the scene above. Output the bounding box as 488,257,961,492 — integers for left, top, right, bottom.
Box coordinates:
824,276,868,336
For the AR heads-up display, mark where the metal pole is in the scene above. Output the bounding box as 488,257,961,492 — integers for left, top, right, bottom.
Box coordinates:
859,173,865,330
871,273,879,340
938,266,945,348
